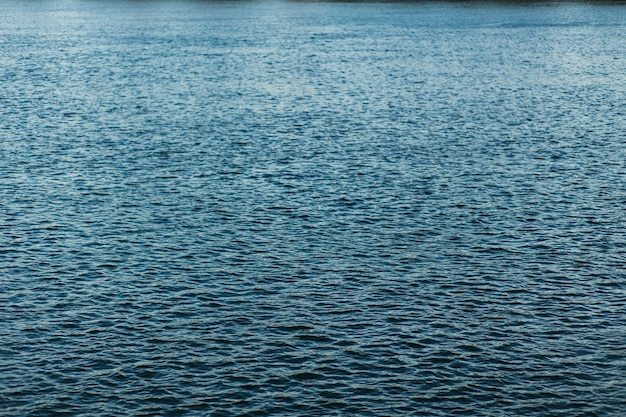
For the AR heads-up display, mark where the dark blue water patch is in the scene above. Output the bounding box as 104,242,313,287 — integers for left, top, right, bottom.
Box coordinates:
1,1,626,416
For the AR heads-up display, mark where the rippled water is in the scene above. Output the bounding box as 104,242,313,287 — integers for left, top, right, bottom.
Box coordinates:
1,1,625,415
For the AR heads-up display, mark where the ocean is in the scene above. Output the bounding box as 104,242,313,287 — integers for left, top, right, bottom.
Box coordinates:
1,1,625,415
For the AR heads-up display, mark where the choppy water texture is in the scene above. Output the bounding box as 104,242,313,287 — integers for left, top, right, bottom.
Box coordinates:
1,1,625,415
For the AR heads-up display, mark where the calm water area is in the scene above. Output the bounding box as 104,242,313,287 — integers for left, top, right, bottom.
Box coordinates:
1,0,625,415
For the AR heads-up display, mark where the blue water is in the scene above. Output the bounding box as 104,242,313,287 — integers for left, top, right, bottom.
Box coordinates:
1,1,625,415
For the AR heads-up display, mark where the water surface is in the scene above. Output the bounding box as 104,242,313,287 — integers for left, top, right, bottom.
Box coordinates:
1,1,625,415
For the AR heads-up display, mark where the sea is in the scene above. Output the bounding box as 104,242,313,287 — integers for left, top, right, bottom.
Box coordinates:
1,1,625,415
